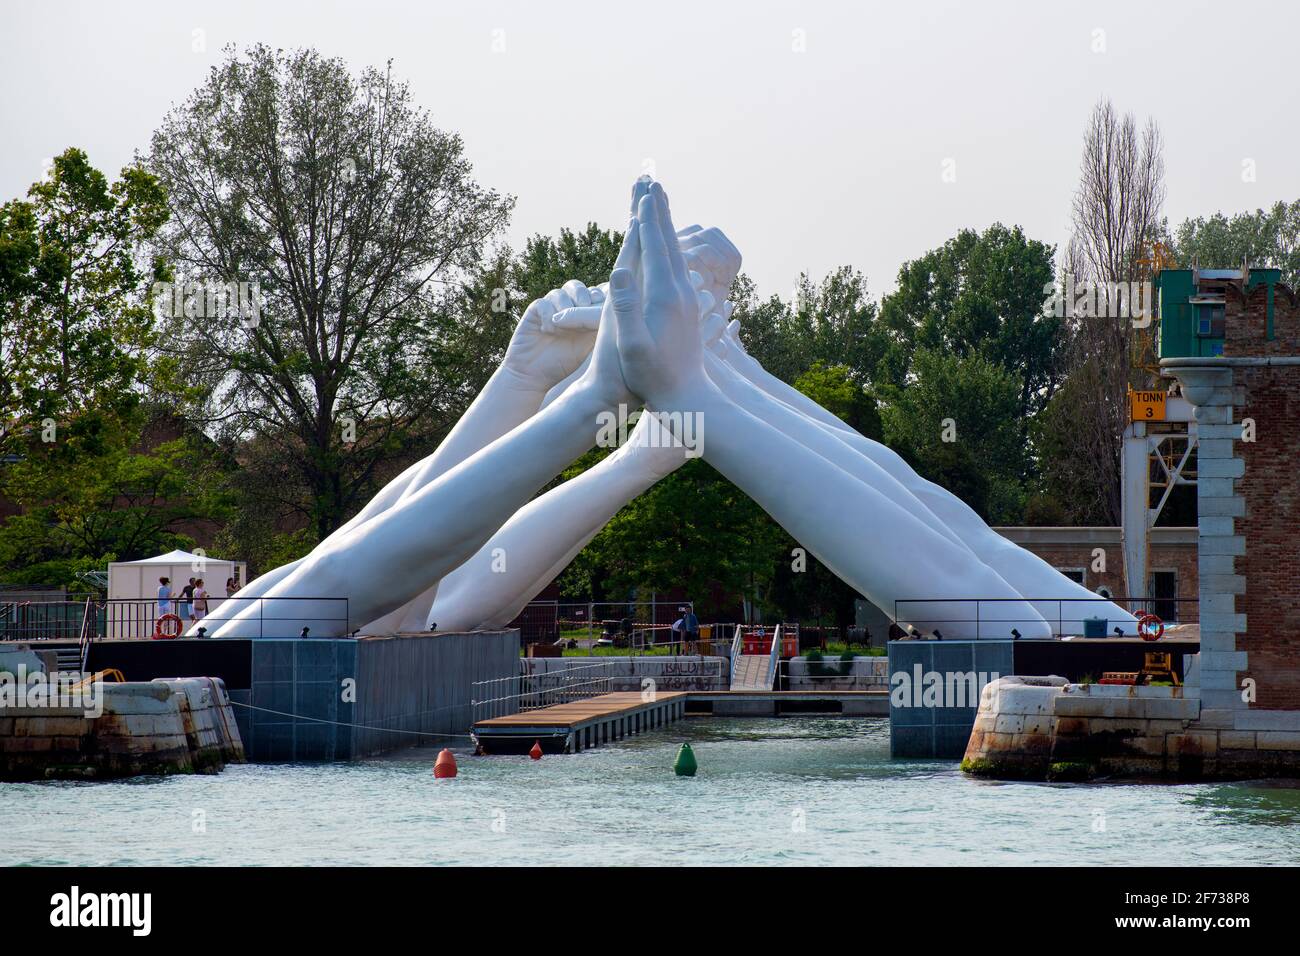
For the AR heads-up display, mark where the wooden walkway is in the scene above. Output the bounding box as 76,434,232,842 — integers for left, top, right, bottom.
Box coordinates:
472,692,688,754
730,654,770,690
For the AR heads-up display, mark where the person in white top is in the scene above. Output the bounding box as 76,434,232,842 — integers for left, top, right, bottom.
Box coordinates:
193,579,209,625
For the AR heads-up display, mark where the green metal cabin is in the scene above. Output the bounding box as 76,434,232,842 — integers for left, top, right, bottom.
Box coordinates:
1157,266,1282,359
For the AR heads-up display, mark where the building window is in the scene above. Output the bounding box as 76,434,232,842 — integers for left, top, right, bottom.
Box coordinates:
1057,568,1085,586
1148,570,1178,623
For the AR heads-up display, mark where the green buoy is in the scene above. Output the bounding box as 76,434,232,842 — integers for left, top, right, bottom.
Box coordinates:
673,743,697,777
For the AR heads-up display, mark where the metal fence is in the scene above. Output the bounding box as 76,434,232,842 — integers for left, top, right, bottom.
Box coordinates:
470,660,614,723
1,596,351,644
891,596,1199,639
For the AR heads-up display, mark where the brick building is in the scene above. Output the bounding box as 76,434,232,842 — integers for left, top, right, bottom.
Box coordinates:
1222,279,1300,711
1158,269,1300,773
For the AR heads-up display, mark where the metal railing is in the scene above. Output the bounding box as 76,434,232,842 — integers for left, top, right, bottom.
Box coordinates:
2,596,351,644
729,626,744,687
765,623,783,690
530,600,698,648
891,596,1198,639
471,660,614,724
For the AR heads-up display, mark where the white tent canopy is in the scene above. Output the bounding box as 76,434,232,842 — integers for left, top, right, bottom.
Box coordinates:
118,548,217,566
106,550,248,638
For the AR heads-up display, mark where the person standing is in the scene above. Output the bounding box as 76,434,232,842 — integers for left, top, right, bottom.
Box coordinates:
682,606,700,654
179,577,196,626
193,579,209,628
157,577,172,615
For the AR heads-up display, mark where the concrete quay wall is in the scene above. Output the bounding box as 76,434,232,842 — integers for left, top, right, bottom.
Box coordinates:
0,677,244,781
962,676,1300,780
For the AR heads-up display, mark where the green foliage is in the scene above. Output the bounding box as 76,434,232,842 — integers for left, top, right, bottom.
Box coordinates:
878,348,1025,522
0,149,218,587
792,362,882,440
728,267,887,385
879,224,1061,420
1030,362,1118,526
556,456,784,620
1174,200,1300,287
149,45,514,540
0,427,228,587
1,148,168,447
510,223,625,303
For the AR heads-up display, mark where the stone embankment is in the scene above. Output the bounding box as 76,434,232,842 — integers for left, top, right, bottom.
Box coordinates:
1,674,244,781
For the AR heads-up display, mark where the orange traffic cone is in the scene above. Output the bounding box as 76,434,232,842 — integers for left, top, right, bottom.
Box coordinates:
529,740,543,760
433,748,458,778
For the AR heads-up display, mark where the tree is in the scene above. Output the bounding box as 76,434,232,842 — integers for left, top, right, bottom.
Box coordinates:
1,148,168,453
1055,98,1168,525
878,348,1024,522
0,150,205,586
148,45,514,541
510,223,624,303
792,362,882,440
728,266,886,385
1175,200,1300,286
878,223,1061,429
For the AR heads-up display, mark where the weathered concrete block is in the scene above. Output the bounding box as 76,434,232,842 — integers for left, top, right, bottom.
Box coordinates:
1197,438,1236,458
1198,516,1236,536
1021,714,1054,736
1196,424,1244,440
1122,734,1167,757
1236,710,1300,731
1199,651,1248,671
1255,732,1300,751
994,714,1025,735
14,716,91,737
1220,731,1256,750
1199,573,1246,594
1194,404,1233,423
1199,536,1246,557
1200,689,1245,710
1079,716,1151,736
1053,716,1089,736
1198,554,1239,576
1199,670,1241,691
1198,457,1245,478
1198,631,1239,653
1169,731,1218,756
1195,708,1237,729
1199,612,1247,632
1197,496,1246,517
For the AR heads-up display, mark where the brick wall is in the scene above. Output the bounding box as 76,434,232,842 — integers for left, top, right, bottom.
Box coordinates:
1226,282,1300,709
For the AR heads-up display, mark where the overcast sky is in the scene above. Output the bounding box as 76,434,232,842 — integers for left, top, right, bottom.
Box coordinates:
3,0,1298,300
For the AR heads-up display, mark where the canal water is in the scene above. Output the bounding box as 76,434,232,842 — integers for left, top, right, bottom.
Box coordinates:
4,717,1299,865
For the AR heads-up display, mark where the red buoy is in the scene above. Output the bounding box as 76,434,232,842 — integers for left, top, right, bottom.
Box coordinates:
433,748,458,778
529,740,543,760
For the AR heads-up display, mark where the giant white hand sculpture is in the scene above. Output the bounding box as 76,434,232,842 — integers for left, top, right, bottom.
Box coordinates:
715,318,1137,635
205,226,645,638
212,176,1131,641
428,409,690,632
609,182,1051,639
